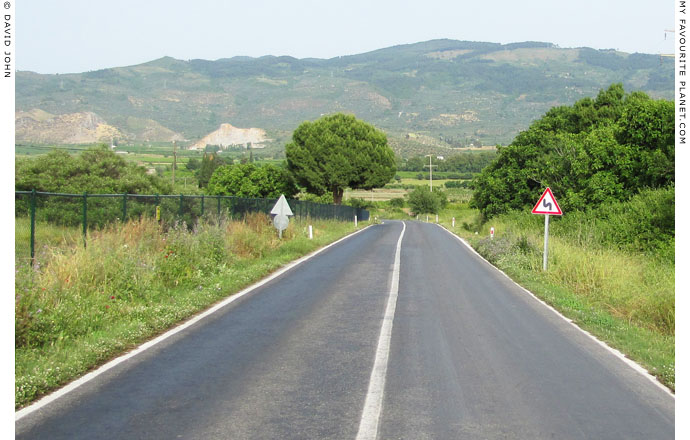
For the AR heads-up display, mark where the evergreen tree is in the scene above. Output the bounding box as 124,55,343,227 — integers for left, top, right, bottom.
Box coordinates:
196,153,225,188
285,113,396,204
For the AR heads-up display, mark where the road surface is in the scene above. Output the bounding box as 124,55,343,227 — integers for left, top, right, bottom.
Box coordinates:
16,221,674,439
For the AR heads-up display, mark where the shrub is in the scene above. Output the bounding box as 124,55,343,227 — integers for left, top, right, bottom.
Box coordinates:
389,197,405,208
298,192,334,204
345,198,374,209
549,186,674,261
407,186,440,214
207,163,298,198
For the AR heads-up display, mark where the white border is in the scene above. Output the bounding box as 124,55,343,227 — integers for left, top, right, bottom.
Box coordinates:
675,0,687,431
16,225,372,421
4,1,16,434
436,224,675,399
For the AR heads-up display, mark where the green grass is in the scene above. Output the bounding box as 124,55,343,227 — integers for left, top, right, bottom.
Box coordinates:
15,214,362,408
15,218,82,263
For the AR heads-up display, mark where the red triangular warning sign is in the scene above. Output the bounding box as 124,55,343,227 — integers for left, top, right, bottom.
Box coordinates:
531,187,563,215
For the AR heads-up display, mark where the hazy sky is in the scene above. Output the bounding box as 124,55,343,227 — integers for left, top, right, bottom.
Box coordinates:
18,0,674,74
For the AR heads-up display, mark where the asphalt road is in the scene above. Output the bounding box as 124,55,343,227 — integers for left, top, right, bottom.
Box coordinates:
16,221,674,439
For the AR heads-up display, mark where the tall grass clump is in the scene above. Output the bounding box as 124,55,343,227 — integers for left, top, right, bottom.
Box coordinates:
469,204,674,336
16,214,359,408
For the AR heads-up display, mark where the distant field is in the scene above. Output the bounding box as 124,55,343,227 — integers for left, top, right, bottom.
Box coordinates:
451,145,497,151
345,188,407,202
345,187,472,204
400,178,455,187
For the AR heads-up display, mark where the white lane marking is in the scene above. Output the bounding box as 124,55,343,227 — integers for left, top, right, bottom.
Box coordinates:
15,225,373,421
356,221,406,440
436,224,675,399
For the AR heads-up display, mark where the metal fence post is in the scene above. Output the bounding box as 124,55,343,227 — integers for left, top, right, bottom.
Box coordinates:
201,194,205,216
82,192,88,248
179,194,184,218
30,189,36,265
122,193,127,222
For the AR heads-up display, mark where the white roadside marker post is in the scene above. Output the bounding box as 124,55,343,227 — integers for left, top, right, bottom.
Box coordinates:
270,194,294,239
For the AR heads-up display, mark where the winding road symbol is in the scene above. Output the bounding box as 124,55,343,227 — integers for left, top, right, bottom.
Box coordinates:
531,187,562,215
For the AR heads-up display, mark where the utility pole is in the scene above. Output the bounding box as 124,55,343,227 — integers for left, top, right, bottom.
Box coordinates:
424,154,437,192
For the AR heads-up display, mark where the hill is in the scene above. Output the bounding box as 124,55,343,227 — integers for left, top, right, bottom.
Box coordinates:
15,110,123,144
15,39,673,156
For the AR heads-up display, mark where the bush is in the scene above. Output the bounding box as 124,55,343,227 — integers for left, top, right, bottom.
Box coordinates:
15,148,172,227
389,197,405,208
299,192,334,204
15,147,171,195
445,180,470,189
551,185,674,261
345,198,373,209
186,158,201,171
407,186,440,214
207,163,298,198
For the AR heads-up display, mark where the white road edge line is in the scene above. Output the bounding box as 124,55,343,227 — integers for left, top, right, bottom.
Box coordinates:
356,221,406,440
15,224,374,422
436,224,675,399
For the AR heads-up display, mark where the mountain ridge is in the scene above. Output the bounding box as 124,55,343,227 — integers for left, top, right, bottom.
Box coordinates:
15,39,673,156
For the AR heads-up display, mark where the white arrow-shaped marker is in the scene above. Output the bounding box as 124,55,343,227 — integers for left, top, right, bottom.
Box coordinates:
271,195,293,238
270,194,294,217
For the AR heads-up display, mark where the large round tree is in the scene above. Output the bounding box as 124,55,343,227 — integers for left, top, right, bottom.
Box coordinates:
285,113,396,204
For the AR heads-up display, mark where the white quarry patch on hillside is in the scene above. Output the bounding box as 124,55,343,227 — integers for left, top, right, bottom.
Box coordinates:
189,123,270,150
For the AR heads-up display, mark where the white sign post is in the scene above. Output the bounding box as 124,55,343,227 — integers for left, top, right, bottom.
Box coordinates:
270,194,294,239
531,187,563,270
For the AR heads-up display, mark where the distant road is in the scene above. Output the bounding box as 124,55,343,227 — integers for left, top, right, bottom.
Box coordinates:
16,221,674,439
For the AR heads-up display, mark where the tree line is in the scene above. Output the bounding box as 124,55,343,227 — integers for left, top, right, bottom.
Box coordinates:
16,113,397,207
471,83,674,217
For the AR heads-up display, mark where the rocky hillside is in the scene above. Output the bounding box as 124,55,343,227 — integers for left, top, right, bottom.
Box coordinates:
15,39,673,155
16,110,123,144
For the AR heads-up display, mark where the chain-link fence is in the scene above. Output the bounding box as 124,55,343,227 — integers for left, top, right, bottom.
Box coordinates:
15,191,369,267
